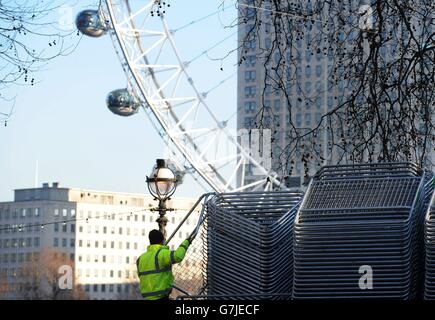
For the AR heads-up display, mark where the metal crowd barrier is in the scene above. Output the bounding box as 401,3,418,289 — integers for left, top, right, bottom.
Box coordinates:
205,191,304,299
168,193,215,299
425,191,435,299
293,162,434,299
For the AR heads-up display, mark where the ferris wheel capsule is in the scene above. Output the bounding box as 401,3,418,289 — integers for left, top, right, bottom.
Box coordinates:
98,0,283,192
76,10,107,37
106,89,140,117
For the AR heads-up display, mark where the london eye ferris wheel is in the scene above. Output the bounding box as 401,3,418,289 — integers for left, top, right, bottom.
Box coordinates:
76,0,284,193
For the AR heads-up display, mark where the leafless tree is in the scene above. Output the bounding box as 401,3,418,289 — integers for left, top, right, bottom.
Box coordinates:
16,249,86,300
236,0,435,181
0,0,80,126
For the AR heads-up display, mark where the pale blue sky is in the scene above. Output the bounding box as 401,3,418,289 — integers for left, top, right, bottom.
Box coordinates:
0,0,238,201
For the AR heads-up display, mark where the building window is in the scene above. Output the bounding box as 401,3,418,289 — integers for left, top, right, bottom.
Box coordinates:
244,117,254,128
274,100,281,111
244,70,256,82
265,84,272,96
296,114,302,127
316,112,322,123
62,238,67,248
305,113,312,126
244,101,256,113
305,81,312,93
54,223,59,232
328,96,333,109
274,115,280,126
246,55,256,66
53,238,59,247
244,86,256,98
316,65,322,77
243,39,256,50
305,66,312,77
316,97,322,110
316,81,322,92
54,209,59,217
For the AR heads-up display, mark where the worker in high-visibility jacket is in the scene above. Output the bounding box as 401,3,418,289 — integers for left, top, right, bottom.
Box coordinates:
136,229,192,300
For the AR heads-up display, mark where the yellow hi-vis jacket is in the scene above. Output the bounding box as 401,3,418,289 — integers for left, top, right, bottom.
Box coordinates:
136,239,190,300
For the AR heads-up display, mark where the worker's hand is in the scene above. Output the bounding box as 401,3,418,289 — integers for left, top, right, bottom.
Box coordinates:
187,232,197,243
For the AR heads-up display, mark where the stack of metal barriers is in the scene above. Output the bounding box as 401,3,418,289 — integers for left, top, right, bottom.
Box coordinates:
425,191,435,299
205,191,304,299
293,162,434,299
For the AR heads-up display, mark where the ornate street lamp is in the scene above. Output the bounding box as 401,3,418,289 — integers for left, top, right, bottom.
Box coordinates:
146,159,178,240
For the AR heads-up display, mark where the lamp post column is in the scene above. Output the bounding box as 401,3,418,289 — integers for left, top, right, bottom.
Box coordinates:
156,199,168,241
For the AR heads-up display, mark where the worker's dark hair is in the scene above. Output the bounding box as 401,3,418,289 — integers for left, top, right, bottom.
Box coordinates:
149,229,164,245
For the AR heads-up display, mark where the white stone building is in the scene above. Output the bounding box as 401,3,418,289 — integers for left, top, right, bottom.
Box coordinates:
0,182,200,299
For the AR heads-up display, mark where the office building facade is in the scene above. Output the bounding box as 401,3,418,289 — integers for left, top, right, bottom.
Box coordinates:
0,182,200,299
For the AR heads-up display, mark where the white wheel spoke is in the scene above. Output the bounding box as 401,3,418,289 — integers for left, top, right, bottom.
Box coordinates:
104,0,285,193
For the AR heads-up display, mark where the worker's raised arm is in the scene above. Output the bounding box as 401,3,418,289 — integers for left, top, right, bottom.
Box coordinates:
159,239,191,266
171,239,190,264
